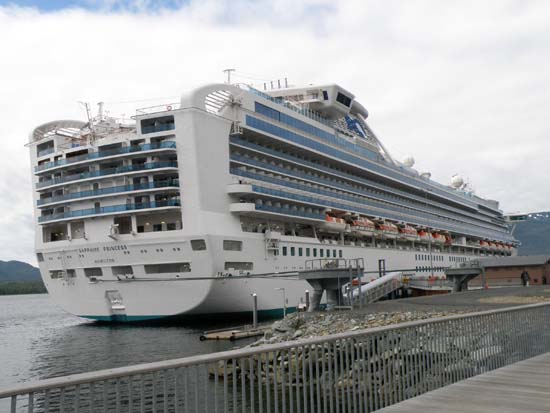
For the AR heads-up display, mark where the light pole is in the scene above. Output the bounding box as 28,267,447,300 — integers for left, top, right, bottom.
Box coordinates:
275,287,286,317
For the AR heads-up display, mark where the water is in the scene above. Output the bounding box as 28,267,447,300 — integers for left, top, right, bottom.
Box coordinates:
0,294,255,390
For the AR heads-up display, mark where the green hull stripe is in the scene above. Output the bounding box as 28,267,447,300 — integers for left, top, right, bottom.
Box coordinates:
81,307,297,323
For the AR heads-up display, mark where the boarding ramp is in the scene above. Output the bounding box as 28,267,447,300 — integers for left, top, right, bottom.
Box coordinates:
351,271,404,305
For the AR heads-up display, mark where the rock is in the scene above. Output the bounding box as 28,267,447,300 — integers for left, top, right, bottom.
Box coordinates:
293,329,303,338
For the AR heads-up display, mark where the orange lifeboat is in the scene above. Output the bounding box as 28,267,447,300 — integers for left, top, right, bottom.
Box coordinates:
376,222,399,239
399,225,418,240
432,232,445,244
322,214,347,232
417,230,433,242
350,216,375,236
479,240,489,249
444,235,453,245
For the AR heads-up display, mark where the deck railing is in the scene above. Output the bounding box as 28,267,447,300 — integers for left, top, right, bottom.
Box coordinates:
2,303,549,412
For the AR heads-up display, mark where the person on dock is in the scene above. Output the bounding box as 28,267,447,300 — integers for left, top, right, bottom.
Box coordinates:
520,270,530,287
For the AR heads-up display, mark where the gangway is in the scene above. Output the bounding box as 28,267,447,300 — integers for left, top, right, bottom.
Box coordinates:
351,271,404,305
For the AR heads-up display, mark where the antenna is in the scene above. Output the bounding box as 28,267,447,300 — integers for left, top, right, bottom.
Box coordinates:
223,68,236,84
78,101,95,140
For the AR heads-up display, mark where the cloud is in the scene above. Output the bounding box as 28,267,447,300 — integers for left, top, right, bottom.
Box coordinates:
0,0,548,263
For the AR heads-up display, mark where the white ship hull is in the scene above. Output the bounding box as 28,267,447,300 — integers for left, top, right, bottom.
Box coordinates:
29,82,516,322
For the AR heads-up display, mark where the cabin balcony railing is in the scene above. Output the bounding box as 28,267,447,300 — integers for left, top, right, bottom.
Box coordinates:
230,136,499,226
37,180,180,206
36,147,54,158
229,157,511,242
38,199,181,223
36,161,178,189
34,141,176,172
254,203,325,220
232,168,512,243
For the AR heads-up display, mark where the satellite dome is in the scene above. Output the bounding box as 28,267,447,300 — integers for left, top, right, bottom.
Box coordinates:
420,172,431,180
402,155,415,168
451,174,464,189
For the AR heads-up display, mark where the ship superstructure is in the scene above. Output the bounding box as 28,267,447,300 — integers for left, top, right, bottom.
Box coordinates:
29,82,516,321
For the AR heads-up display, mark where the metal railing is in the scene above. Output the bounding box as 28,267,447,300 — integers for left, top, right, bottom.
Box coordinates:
38,199,181,223
36,161,178,189
37,180,180,206
35,141,176,172
3,303,550,412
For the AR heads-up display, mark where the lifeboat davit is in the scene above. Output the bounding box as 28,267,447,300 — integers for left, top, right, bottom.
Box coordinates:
376,222,399,239
399,225,418,240
350,217,375,236
322,214,347,232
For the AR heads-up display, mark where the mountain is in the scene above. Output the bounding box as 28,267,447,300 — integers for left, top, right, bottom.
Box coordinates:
512,211,550,256
0,260,41,283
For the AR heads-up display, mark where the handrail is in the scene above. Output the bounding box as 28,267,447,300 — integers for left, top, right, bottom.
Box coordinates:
35,141,176,172
37,180,179,206
38,199,181,223
1,301,548,399
36,161,178,189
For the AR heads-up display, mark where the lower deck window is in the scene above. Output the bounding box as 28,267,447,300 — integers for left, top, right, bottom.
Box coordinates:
84,268,103,277
112,266,134,276
144,263,191,274
224,262,253,271
51,269,76,279
191,239,207,251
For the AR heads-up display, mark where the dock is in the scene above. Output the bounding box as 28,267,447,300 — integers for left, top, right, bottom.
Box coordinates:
379,352,550,412
199,325,269,341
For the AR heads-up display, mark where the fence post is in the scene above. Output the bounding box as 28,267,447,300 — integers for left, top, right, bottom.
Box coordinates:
252,293,258,328
305,290,310,312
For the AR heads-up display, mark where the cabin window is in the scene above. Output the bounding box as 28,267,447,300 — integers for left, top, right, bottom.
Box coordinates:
224,262,253,271
223,240,242,251
144,263,191,274
290,247,295,256
336,92,352,107
322,90,329,100
282,246,287,256
320,249,324,258
112,266,133,276
339,250,343,258
306,248,310,257
141,115,175,134
298,248,303,257
191,239,207,251
332,250,337,258
84,268,103,277
49,270,63,279
313,248,317,257
37,253,44,262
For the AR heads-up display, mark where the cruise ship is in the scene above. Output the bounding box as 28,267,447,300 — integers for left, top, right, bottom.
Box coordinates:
29,81,516,321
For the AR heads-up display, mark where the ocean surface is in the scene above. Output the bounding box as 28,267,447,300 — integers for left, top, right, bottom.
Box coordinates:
0,294,255,390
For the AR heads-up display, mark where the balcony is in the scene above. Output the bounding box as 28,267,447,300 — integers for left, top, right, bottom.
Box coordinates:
36,161,178,189
37,147,55,158
35,141,176,173
230,202,325,223
37,179,179,207
38,199,181,224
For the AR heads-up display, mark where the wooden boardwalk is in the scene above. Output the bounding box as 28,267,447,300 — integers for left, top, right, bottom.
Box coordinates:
379,352,550,412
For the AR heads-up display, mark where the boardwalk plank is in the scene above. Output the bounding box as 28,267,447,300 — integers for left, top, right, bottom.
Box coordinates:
378,352,550,412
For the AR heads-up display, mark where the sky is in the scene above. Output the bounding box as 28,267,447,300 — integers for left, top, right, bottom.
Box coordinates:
0,0,549,264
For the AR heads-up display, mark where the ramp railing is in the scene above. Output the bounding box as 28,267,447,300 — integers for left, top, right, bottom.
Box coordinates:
2,303,550,412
